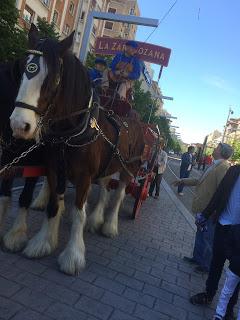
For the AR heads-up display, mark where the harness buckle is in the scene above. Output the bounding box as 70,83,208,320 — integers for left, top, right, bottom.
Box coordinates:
90,118,99,131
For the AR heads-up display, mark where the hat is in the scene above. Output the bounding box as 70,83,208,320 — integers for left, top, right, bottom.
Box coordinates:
125,40,138,49
95,58,107,66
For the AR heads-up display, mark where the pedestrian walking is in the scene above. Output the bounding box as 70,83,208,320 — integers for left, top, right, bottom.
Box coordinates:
149,139,167,199
173,143,233,274
190,164,240,320
177,146,195,196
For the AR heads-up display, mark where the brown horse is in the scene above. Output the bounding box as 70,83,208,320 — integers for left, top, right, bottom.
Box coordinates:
10,24,144,275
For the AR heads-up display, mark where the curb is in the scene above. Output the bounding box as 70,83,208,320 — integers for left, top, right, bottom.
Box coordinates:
162,178,196,231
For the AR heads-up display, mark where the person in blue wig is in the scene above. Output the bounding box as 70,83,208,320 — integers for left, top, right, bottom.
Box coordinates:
89,57,109,90
109,40,141,100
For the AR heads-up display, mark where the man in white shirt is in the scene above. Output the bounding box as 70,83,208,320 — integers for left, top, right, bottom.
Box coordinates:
149,140,168,199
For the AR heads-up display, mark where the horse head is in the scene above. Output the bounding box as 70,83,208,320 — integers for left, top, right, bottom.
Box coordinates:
10,24,75,140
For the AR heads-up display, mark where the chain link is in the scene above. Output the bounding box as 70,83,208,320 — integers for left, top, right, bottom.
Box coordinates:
90,117,134,178
0,142,44,176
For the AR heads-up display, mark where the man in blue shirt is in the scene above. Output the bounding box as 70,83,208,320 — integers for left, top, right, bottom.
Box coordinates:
89,58,108,90
190,165,240,320
109,40,141,100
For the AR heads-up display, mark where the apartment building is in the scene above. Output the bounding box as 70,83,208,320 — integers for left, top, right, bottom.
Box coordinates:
73,0,110,55
224,118,240,144
16,0,80,38
100,0,140,39
73,0,140,56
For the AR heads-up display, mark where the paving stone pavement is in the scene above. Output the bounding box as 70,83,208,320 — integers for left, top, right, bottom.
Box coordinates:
0,180,236,320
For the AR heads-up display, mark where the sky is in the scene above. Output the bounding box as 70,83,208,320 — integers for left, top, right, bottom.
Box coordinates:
135,0,240,144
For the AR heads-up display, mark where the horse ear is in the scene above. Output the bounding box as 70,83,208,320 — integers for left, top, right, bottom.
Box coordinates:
28,23,39,49
58,31,75,56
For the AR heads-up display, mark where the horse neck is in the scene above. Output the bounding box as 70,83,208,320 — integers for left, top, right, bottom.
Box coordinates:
54,54,91,118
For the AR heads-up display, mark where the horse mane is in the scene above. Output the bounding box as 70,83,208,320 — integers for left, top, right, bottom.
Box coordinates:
0,60,23,137
39,38,92,118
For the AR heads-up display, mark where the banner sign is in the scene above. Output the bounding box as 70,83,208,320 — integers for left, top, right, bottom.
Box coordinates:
95,37,171,67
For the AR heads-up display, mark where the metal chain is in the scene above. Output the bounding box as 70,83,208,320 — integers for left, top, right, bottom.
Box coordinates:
0,142,44,176
0,103,52,177
90,117,134,178
65,132,100,148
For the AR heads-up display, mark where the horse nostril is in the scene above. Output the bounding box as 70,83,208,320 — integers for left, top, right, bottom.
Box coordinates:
24,123,31,132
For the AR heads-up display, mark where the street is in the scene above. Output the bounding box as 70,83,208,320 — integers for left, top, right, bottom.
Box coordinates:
0,170,234,320
163,156,202,213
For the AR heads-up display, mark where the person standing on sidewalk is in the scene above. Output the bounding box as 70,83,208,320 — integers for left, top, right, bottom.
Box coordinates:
149,140,168,199
173,143,233,274
190,164,240,320
177,146,195,196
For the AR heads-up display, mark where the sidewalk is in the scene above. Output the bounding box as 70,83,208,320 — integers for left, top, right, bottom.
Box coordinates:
0,181,224,320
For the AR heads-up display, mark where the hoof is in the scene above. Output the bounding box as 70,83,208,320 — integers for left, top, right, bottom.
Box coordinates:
58,248,85,275
23,237,53,258
3,230,28,252
101,222,118,238
86,214,104,234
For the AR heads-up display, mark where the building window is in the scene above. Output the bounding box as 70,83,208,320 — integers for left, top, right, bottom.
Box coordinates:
130,8,135,15
92,25,97,36
69,1,75,15
80,11,85,20
108,7,116,14
52,10,58,24
42,0,50,7
63,24,70,35
91,0,96,9
23,5,34,24
105,21,113,30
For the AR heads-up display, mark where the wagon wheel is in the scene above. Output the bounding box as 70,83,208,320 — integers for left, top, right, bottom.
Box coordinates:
131,174,150,219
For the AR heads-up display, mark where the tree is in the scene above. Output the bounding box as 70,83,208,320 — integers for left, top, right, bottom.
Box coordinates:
0,0,27,62
0,3,60,62
85,52,113,69
232,141,240,163
36,17,59,40
132,80,156,123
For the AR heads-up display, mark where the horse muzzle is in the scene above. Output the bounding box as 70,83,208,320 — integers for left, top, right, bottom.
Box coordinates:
10,106,37,140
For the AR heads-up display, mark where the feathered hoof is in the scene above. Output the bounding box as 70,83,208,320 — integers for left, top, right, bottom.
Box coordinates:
101,221,118,238
3,229,28,252
23,236,53,258
58,247,85,275
86,215,104,234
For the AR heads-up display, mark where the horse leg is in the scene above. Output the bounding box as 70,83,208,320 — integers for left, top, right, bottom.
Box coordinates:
31,177,50,211
87,177,111,233
58,176,90,275
0,178,13,238
101,180,126,238
23,172,64,258
3,177,38,251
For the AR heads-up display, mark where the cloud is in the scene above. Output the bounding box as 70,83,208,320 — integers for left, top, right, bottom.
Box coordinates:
203,75,235,92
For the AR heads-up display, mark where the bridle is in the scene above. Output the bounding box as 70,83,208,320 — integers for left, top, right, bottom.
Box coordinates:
15,49,61,117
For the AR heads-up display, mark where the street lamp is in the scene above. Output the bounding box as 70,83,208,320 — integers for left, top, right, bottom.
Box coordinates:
222,106,234,143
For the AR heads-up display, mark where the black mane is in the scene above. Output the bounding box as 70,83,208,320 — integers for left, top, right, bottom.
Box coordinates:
39,38,92,118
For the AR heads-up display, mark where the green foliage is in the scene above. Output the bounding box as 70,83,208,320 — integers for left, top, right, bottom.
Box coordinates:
36,17,59,40
232,141,240,162
132,80,156,123
0,0,27,62
85,52,113,69
0,3,60,62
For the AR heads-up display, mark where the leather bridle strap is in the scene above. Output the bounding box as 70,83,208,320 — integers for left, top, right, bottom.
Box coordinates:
15,101,44,116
